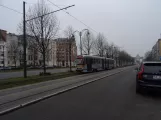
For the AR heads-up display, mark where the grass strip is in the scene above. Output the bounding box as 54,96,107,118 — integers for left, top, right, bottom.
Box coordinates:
0,72,80,90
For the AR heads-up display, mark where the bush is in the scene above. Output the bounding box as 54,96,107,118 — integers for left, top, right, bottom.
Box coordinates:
68,70,74,72
39,72,51,76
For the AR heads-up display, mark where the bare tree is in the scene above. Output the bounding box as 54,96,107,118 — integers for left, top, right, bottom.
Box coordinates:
64,26,75,71
144,51,153,61
82,30,94,55
7,40,19,67
104,42,110,58
28,37,39,67
118,50,134,66
23,0,59,74
93,33,106,57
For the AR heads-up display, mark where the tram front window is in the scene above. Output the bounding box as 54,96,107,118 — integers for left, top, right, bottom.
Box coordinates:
76,58,83,65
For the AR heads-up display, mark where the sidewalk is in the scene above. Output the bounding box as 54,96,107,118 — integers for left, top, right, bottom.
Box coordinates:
0,66,133,115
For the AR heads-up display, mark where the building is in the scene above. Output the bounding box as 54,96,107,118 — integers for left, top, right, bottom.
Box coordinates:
38,39,57,67
135,54,143,64
0,29,7,67
18,35,40,66
55,38,77,67
6,33,20,67
151,39,161,61
0,29,78,67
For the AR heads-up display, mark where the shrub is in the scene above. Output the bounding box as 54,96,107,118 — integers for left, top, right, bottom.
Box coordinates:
39,72,51,76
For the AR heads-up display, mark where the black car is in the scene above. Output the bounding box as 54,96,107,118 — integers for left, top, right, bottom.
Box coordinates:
136,61,161,93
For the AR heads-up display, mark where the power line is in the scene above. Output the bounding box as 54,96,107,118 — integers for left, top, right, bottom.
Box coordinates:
25,2,67,7
46,0,98,34
0,4,22,14
26,5,75,22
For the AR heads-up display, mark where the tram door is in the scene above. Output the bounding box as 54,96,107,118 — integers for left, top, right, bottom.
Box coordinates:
102,59,105,70
87,57,92,72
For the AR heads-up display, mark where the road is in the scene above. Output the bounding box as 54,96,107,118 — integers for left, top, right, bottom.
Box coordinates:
0,68,71,79
1,67,161,120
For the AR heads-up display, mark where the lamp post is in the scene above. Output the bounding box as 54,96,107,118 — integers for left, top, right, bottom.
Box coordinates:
73,29,89,55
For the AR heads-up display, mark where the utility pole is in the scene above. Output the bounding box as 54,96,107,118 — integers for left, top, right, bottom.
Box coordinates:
69,37,72,72
23,1,27,78
79,32,82,55
41,16,46,73
3,45,5,70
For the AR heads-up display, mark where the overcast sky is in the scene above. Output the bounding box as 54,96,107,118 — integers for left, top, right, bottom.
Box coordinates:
1,0,161,57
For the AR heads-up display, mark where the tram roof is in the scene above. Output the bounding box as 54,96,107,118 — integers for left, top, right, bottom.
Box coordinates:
77,55,114,60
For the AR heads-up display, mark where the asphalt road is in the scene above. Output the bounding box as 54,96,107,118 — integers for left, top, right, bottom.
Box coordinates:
1,67,161,120
0,68,71,79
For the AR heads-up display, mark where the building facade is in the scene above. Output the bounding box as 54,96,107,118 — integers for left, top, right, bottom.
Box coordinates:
151,39,161,61
0,29,7,67
135,54,143,64
0,29,77,67
55,38,77,67
6,33,20,67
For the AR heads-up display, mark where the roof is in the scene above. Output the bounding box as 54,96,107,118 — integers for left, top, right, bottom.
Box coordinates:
0,29,7,41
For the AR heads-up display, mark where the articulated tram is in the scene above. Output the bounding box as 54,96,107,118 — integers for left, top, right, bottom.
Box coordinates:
76,55,115,72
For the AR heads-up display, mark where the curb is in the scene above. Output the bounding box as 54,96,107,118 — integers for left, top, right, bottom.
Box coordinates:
0,68,127,116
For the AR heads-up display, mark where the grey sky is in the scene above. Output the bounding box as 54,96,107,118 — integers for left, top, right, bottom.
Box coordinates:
1,0,161,57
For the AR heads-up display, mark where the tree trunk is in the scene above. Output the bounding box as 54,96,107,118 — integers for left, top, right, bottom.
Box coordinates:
33,49,36,67
43,51,46,73
15,61,16,68
13,57,16,68
69,41,72,72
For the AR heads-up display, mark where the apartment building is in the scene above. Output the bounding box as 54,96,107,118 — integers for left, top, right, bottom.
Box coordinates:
0,29,77,67
6,33,20,67
38,39,57,67
0,29,7,67
55,38,77,67
151,39,161,61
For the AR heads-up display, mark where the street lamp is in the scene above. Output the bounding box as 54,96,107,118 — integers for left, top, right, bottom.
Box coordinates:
73,29,89,55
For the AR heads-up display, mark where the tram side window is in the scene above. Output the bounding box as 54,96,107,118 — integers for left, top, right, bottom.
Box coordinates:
86,58,88,64
83,58,86,64
86,58,90,64
91,58,93,64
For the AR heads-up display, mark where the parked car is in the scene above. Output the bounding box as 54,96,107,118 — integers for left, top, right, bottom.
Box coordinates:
0,67,11,70
136,61,161,93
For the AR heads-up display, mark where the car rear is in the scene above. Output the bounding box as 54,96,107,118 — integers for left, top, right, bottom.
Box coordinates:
136,62,161,93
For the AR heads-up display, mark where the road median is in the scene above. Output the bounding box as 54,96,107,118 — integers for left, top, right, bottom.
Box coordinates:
0,72,80,90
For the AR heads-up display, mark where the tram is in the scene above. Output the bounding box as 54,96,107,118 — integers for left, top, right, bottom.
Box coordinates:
76,55,115,72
